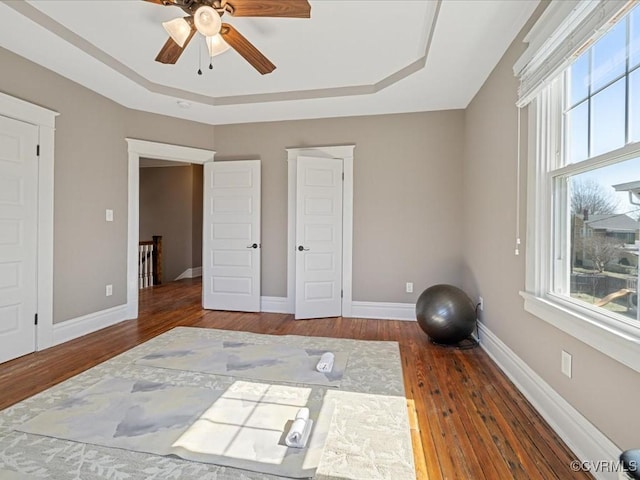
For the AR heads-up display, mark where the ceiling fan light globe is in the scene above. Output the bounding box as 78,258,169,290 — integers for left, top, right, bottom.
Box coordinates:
194,6,222,37
206,34,230,57
162,17,191,48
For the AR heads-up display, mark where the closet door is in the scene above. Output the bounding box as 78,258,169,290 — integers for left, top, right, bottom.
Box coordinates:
295,156,343,319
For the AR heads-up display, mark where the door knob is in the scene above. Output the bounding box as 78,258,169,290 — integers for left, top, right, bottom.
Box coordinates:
297,245,310,251
246,243,258,249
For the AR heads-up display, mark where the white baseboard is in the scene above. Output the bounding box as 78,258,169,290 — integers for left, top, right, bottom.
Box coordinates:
255,298,416,319
175,266,202,281
350,301,416,321
478,322,621,480
52,304,129,347
260,296,292,314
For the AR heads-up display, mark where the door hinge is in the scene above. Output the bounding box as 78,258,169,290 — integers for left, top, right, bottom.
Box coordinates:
341,290,343,298
342,172,344,181
34,313,38,325
36,145,40,156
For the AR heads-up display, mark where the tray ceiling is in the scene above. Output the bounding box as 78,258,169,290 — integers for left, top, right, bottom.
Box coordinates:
0,0,539,125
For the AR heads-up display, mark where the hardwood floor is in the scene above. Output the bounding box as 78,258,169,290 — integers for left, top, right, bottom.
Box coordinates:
0,279,593,479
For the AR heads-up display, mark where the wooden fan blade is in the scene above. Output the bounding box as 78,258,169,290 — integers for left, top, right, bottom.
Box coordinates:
226,0,310,18
220,23,276,74
155,27,196,64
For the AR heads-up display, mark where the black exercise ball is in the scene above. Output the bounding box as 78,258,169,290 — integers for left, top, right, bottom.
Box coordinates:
415,284,476,344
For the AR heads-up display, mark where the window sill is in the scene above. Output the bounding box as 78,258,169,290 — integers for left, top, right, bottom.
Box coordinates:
521,291,640,373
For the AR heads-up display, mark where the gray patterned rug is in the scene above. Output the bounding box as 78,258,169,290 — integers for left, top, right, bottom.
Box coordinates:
17,378,331,479
0,327,416,480
134,338,349,387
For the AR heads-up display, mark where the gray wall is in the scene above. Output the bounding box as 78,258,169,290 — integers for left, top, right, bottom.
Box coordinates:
0,46,214,323
214,111,465,300
139,164,203,282
461,8,640,449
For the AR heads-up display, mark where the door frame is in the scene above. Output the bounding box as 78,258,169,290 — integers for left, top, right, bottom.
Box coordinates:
0,91,58,351
125,138,215,319
286,145,355,317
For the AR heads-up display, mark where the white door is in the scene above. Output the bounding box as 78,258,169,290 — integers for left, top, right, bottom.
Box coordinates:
203,160,261,312
0,115,38,363
295,156,343,319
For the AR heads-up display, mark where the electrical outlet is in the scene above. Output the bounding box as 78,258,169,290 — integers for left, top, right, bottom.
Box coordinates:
406,282,413,293
561,350,572,378
106,284,113,297
106,209,114,222
478,296,484,311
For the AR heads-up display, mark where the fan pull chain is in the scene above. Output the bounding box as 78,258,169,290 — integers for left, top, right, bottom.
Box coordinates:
197,41,203,75
208,34,213,69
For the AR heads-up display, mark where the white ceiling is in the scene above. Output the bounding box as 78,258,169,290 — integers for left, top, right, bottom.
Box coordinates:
0,0,538,126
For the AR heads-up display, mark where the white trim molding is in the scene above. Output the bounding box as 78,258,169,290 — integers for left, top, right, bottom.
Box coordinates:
260,296,292,314
175,266,202,281
479,322,622,480
254,296,418,319
127,139,215,163
0,90,58,351
350,301,416,321
286,145,355,319
52,305,129,347
0,91,58,128
126,138,215,320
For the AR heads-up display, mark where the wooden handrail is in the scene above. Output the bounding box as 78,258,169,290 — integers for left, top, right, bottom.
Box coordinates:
152,235,162,285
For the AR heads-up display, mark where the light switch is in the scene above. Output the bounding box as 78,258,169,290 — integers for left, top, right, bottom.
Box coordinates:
106,209,114,222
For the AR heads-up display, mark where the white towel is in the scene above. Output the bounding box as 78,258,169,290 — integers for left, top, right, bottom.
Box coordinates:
316,352,335,373
285,408,313,448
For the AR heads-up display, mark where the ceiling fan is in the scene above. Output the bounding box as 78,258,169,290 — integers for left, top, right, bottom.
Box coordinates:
144,0,311,74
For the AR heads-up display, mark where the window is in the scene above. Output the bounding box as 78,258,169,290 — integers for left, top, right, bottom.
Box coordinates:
555,6,640,324
565,8,639,163
561,160,640,323
521,2,640,373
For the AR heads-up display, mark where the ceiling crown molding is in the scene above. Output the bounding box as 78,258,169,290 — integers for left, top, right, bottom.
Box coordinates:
5,0,440,107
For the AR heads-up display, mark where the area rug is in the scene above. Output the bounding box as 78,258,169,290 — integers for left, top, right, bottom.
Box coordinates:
134,337,349,387
17,378,331,479
0,327,415,480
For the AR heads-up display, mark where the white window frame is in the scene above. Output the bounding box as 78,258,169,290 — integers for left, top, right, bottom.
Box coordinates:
519,1,640,374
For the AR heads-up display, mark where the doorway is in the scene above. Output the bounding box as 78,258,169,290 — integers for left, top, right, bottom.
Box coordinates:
139,159,203,287
126,139,215,320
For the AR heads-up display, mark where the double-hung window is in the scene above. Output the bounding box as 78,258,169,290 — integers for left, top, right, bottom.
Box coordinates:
520,1,640,372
